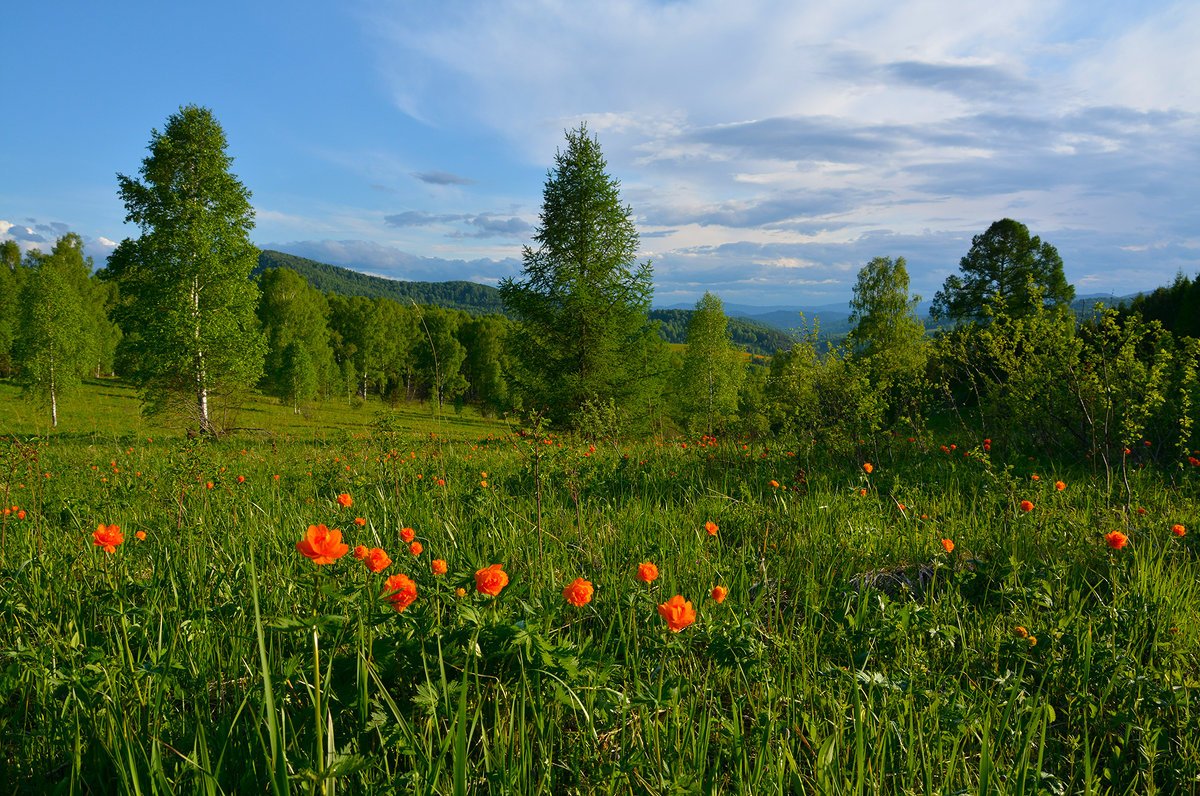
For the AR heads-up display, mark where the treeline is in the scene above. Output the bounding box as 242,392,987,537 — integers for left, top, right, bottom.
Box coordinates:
1118,272,1200,339
255,250,508,315
256,250,789,357
649,309,791,355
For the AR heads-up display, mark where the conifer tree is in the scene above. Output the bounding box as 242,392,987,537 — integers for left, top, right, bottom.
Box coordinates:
499,124,659,427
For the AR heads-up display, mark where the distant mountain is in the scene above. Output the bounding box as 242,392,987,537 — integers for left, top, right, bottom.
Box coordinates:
255,249,507,315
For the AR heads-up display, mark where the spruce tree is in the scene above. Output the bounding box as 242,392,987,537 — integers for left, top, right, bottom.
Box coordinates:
499,124,659,428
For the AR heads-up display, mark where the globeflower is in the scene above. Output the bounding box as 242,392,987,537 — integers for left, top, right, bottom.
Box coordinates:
409,541,423,557
711,585,728,604
658,595,696,632
296,524,349,564
1105,531,1129,550
93,523,124,553
563,578,594,607
941,538,955,554
401,527,415,543
475,564,509,597
1019,500,1034,513
382,574,417,612
637,562,658,583
354,517,366,526
705,521,719,536
1055,481,1066,491
336,493,353,508
431,559,448,575
862,463,873,474
1172,524,1186,537
353,545,368,560
365,547,392,573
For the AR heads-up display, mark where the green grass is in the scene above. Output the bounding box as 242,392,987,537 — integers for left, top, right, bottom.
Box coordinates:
1,380,1199,793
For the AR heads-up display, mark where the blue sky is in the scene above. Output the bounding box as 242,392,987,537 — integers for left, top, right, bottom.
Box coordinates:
3,0,1198,307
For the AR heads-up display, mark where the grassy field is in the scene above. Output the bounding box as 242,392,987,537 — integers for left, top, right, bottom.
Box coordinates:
2,380,1199,794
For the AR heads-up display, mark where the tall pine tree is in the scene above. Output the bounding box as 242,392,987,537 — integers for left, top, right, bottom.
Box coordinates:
499,124,660,428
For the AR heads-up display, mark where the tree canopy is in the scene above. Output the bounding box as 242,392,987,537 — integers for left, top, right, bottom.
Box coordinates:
499,124,661,427
107,105,265,432
931,218,1074,323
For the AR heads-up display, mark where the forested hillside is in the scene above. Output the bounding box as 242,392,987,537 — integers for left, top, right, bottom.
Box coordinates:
255,250,508,315
650,309,792,355
258,250,792,357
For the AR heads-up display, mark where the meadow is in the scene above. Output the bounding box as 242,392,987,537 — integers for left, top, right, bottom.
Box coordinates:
2,380,1199,794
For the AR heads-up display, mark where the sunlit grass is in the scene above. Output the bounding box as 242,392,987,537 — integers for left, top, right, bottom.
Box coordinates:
1,379,1198,793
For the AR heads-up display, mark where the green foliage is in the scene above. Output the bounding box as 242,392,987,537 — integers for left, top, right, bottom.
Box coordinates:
459,314,511,416
934,305,1200,491
13,236,96,427
932,218,1075,323
257,267,335,401
108,105,266,432
848,256,930,432
256,249,508,315
1119,270,1200,340
3,385,1200,793
500,124,661,429
412,306,469,409
0,240,28,377
650,308,792,357
679,292,746,434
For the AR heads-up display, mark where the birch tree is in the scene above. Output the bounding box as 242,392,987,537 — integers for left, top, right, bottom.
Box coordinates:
109,105,264,432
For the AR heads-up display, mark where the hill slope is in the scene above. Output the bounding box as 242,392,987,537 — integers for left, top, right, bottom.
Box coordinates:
255,250,507,315
257,250,792,356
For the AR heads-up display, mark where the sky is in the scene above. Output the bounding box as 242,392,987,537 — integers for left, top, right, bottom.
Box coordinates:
3,0,1199,308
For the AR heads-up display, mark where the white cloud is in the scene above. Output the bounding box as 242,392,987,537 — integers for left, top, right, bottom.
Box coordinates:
348,0,1200,304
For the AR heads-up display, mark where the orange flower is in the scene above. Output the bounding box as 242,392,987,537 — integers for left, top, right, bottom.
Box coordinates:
409,541,423,556
1031,474,1040,481
1136,507,1147,515
705,520,719,536
1172,524,1186,537
711,585,728,603
296,524,349,564
475,564,509,597
1105,531,1129,550
1055,481,1066,491
859,488,867,496
563,578,594,607
637,562,658,583
769,480,779,488
136,530,146,541
862,463,873,474
382,574,417,612
16,510,25,520
206,482,214,489
455,587,467,597
431,559,448,575
354,517,366,526
941,538,955,554
400,527,415,543
365,547,392,573
336,493,353,508
93,523,124,553
1019,500,1034,513
237,475,245,483
436,478,445,486
657,595,696,632
353,544,368,560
